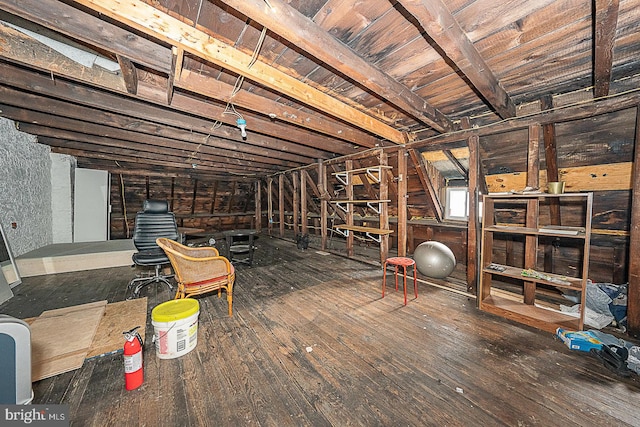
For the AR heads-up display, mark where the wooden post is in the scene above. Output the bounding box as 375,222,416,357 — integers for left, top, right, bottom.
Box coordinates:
279,174,285,237
542,95,561,273
379,151,389,264
407,224,414,254
267,177,273,236
524,124,541,305
628,106,640,337
300,171,308,236
254,179,262,232
467,134,480,294
479,197,495,302
319,160,328,250
190,179,198,219
292,171,299,238
397,148,408,257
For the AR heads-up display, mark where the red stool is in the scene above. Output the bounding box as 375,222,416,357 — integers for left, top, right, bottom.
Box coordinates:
382,257,417,305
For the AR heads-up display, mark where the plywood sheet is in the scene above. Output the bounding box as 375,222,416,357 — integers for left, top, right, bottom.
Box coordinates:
485,162,633,193
86,298,148,359
30,300,107,381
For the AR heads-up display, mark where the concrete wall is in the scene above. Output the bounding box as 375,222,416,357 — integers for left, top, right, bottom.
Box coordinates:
0,118,53,256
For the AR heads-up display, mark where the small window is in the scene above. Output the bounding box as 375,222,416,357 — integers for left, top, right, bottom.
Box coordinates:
445,187,469,221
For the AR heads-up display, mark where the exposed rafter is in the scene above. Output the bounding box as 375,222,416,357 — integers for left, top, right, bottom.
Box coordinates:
395,0,516,119
593,0,620,98
0,59,354,158
0,0,375,147
176,70,379,147
72,0,406,144
219,0,453,134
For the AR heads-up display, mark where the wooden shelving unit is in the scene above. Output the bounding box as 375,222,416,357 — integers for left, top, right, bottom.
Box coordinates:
479,193,593,333
331,164,392,262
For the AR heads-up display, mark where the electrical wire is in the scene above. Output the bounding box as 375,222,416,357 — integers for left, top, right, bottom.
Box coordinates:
222,27,268,121
248,27,267,69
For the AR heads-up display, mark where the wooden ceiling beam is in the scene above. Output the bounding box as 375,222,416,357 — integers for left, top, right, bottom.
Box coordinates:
0,14,358,155
116,55,138,95
219,0,453,134
176,69,379,147
593,0,620,98
2,106,294,170
0,62,333,160
168,93,356,156
72,0,406,144
41,137,279,174
0,92,304,167
396,0,516,119
51,146,264,174
18,124,282,174
153,85,360,155
167,46,184,104
66,156,258,180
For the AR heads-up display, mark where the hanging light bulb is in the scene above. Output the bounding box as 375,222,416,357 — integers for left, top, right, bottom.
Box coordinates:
236,118,247,138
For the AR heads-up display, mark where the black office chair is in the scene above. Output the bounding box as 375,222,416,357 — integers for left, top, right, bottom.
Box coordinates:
127,200,179,298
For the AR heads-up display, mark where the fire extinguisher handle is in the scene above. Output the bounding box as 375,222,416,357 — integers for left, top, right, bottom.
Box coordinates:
123,326,143,346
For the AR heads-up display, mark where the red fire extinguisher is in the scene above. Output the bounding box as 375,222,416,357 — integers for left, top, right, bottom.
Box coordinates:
123,326,144,390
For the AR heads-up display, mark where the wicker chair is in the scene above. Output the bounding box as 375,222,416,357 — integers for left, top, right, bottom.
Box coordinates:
156,238,235,316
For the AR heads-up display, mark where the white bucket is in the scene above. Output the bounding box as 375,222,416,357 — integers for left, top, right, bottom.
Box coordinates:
151,299,200,359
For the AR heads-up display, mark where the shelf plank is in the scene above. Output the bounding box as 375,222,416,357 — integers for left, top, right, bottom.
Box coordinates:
485,192,592,199
330,200,391,203
482,264,583,290
480,295,580,333
334,225,393,234
485,225,586,239
331,166,392,175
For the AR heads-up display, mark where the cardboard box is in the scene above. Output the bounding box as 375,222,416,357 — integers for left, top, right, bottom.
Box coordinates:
556,328,603,352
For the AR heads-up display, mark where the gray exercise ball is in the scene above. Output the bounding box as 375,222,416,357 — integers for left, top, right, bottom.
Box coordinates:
414,241,456,279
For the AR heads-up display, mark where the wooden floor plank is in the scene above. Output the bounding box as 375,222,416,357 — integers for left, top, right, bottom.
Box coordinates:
1,236,638,426
86,297,147,358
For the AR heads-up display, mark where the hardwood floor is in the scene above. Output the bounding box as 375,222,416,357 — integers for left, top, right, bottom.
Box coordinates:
2,236,639,426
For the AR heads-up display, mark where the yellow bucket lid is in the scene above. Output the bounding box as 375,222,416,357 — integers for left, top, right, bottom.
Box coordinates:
152,299,200,323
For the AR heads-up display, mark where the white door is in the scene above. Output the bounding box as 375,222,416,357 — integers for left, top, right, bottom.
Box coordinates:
73,168,109,242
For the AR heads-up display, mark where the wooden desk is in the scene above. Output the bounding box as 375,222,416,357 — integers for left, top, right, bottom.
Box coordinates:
177,227,205,243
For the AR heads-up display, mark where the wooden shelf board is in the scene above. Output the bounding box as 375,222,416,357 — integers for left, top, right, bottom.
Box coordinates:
480,295,581,333
330,200,390,203
483,264,583,290
334,225,393,234
486,225,586,238
485,192,592,199
331,166,392,175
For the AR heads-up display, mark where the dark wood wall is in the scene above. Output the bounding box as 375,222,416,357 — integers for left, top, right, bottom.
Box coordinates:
109,174,256,239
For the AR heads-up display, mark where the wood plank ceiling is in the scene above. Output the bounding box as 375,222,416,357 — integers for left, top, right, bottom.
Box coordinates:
0,0,638,179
